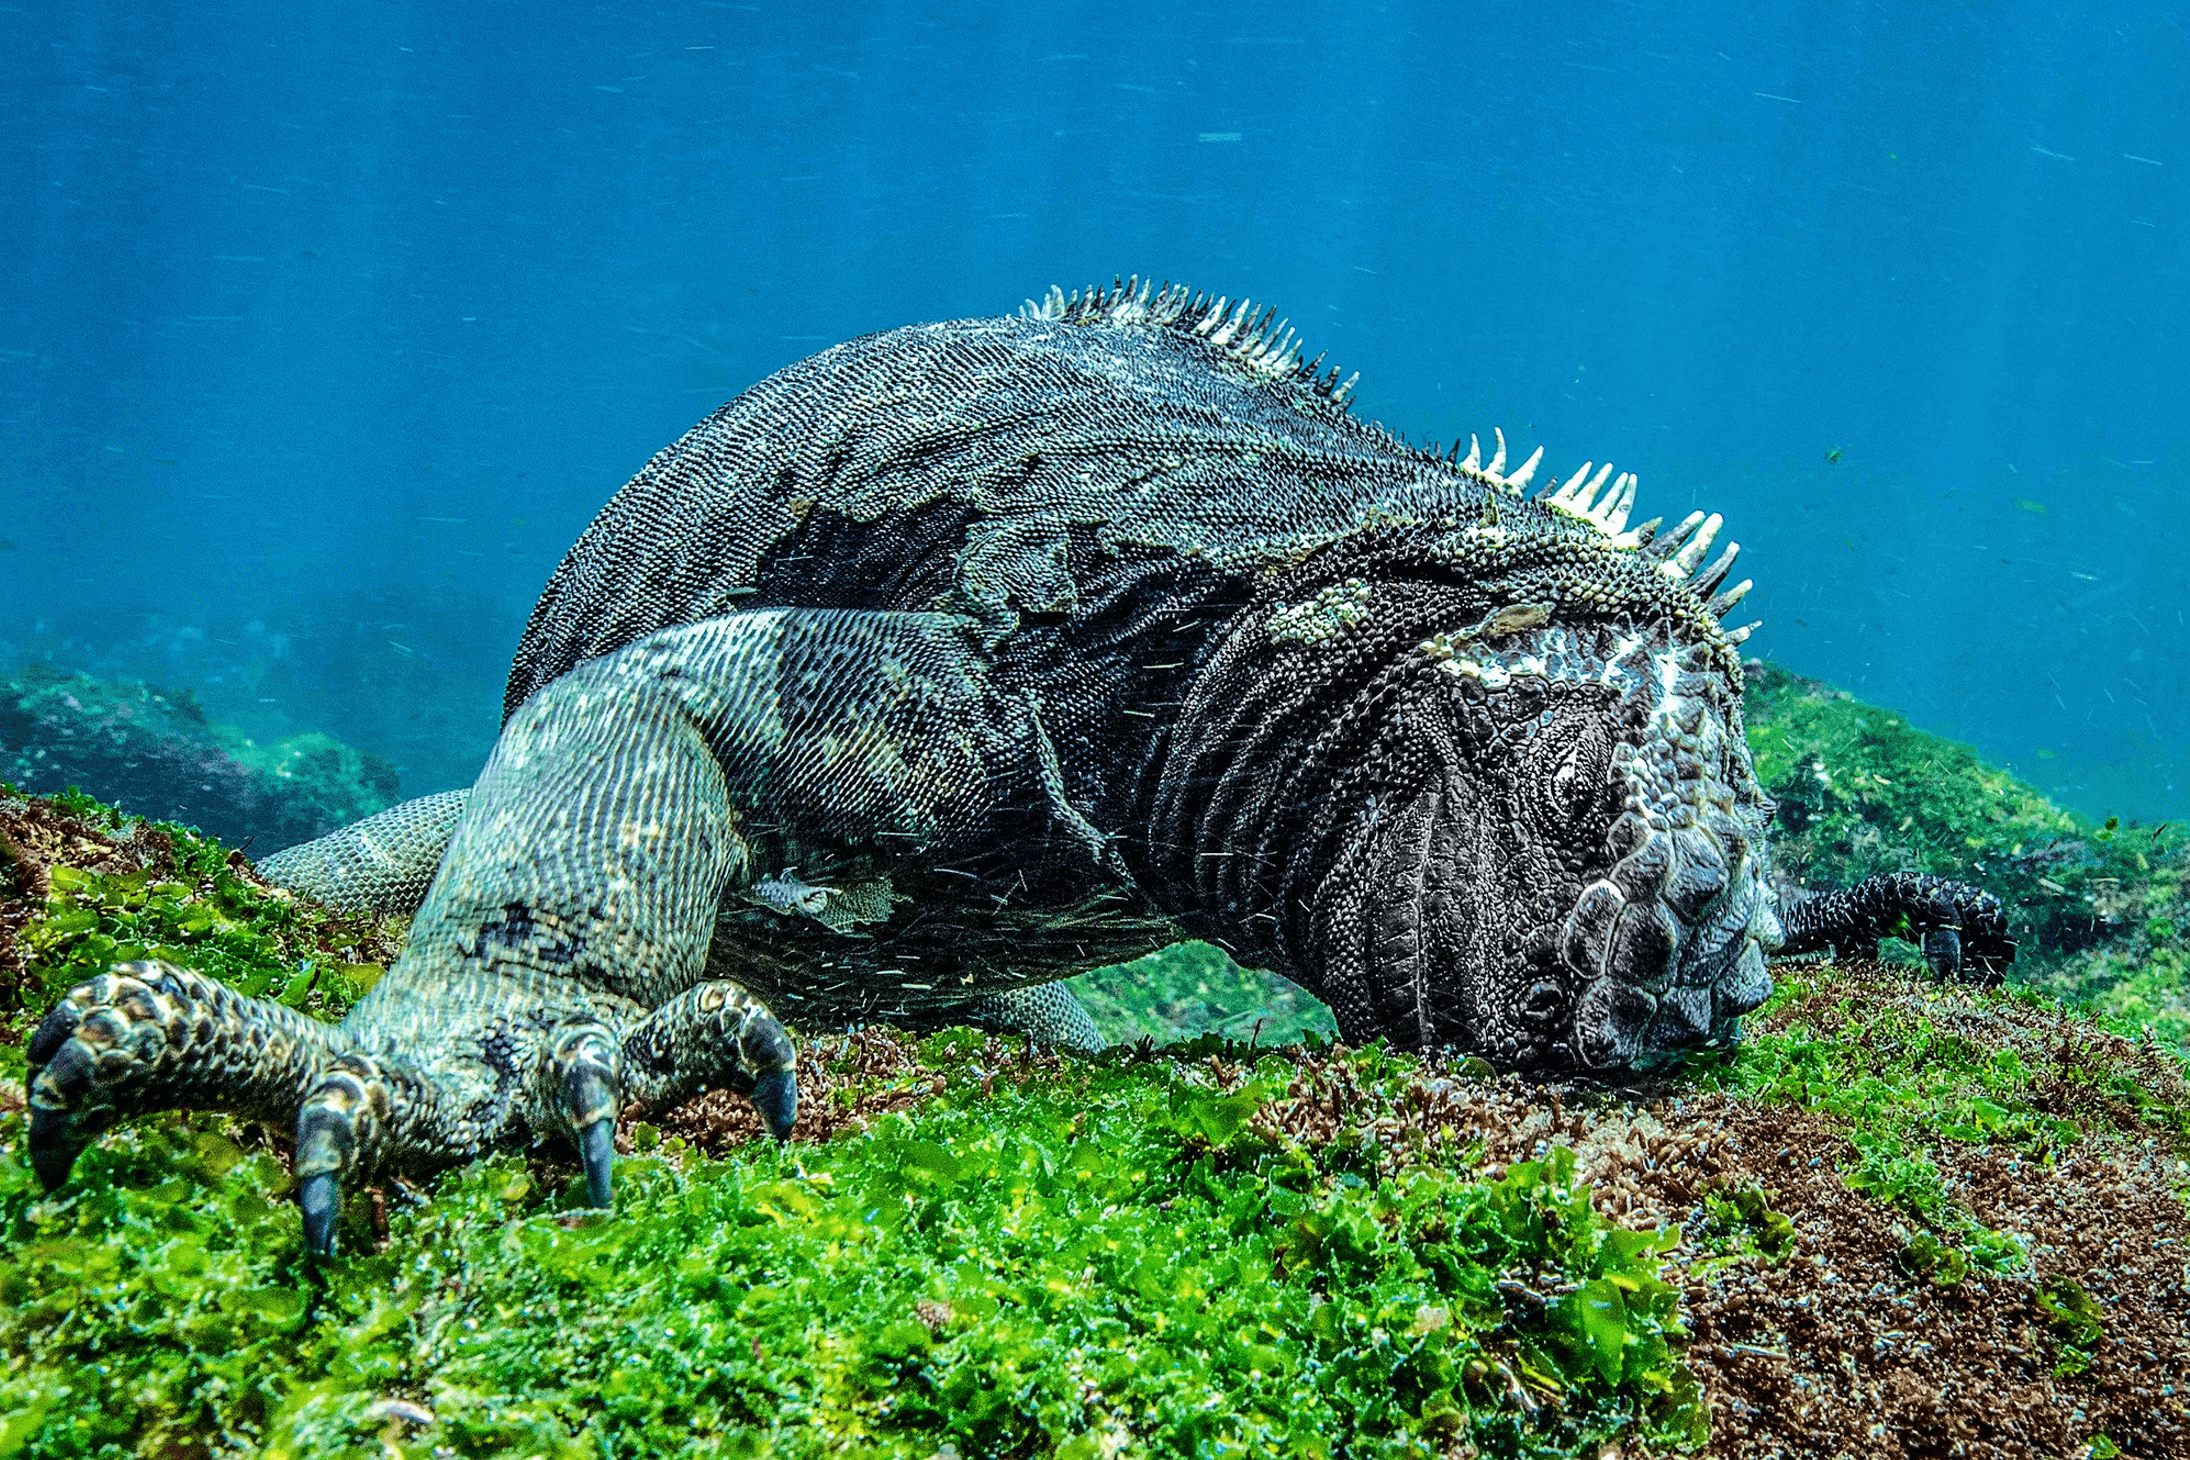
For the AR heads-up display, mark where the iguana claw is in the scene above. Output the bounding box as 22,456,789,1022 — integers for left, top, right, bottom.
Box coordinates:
578,1118,617,1208
299,1172,341,1256
748,1067,799,1140
27,1106,87,1193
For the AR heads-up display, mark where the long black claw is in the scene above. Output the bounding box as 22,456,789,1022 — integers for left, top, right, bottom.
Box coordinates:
28,1107,88,1192
295,1057,395,1259
579,1118,615,1209
300,1172,340,1256
750,1067,798,1140
554,1027,622,1209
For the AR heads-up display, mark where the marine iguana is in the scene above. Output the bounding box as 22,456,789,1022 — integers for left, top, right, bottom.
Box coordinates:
25,277,2010,1252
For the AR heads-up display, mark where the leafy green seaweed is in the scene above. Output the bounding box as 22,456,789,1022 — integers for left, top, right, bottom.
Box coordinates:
0,1035,1704,1459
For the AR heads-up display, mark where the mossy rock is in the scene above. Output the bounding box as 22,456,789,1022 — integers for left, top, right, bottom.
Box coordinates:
0,665,401,853
2,788,2187,1457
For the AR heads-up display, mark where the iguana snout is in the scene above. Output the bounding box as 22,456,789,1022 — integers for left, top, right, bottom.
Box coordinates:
1558,806,1782,1069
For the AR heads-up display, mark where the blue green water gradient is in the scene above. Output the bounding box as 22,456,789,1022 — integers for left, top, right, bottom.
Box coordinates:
3,1,2184,814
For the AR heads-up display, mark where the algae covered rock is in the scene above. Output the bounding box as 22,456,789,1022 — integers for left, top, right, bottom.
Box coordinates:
0,787,404,1068
0,665,401,852
3,784,2186,1458
1743,660,2190,1042
1067,938,1339,1048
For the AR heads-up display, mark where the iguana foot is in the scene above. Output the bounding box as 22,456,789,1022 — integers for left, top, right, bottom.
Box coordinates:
621,980,799,1142
28,960,354,1191
1778,872,2013,983
29,960,802,1256
292,983,798,1252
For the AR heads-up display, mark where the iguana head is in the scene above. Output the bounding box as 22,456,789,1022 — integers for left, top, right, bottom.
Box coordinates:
1155,452,1780,1070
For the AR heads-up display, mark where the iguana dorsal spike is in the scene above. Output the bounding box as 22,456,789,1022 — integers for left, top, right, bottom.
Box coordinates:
1545,460,1591,501
1506,445,1544,491
1487,427,1508,478
1210,299,1247,347
1692,541,1742,597
1605,474,1637,532
1462,434,1482,471
1707,579,1754,618
1579,463,1616,512
1659,513,1723,579
1647,511,1708,562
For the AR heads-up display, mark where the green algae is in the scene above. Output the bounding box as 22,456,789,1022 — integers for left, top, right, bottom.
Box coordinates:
0,786,402,1078
1696,961,2189,1281
0,1036,1705,1459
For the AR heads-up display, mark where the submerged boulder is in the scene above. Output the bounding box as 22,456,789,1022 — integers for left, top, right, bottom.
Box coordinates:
0,665,400,852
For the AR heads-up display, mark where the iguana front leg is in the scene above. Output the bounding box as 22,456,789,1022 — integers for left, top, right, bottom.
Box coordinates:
26,961,358,1190
29,609,1096,1250
1777,871,2014,982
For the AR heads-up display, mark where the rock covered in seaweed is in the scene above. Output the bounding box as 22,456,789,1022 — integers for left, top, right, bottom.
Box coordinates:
0,664,400,851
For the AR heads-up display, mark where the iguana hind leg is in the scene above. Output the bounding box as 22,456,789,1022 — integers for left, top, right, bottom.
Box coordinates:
34,609,1086,1251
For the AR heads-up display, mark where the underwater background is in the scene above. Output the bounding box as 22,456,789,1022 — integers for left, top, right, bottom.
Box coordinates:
4,0,2186,816
8,9,2190,1455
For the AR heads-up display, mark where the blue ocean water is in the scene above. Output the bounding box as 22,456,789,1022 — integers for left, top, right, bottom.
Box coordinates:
3,2,2184,816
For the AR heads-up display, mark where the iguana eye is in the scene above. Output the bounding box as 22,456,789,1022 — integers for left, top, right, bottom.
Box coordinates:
1519,979,1567,1025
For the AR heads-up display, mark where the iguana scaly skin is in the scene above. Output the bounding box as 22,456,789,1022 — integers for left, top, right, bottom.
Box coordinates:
26,278,2010,1251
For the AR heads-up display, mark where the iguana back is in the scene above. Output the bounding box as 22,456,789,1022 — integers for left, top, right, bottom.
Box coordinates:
510,282,1502,715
